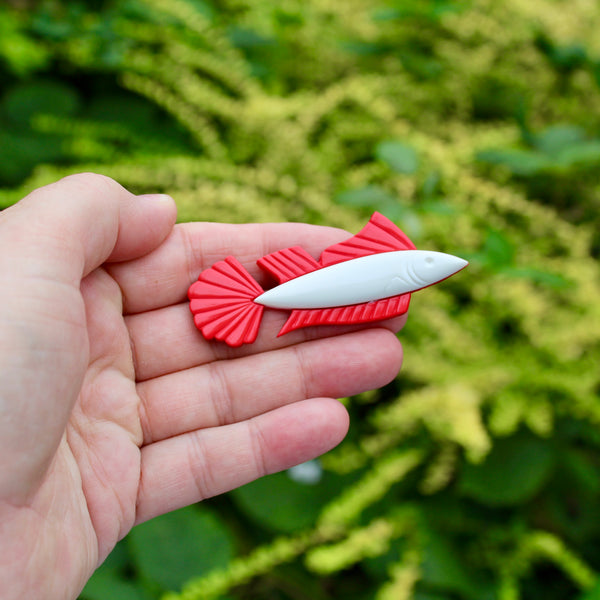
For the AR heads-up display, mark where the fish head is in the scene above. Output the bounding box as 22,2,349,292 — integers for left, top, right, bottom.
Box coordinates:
404,250,468,288
381,250,468,297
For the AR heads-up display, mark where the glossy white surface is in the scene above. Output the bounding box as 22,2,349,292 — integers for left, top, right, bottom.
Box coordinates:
255,250,467,310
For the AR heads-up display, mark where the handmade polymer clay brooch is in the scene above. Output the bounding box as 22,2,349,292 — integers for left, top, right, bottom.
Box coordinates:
188,212,467,347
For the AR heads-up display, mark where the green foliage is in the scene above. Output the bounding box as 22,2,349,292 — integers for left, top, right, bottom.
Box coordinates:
477,125,600,208
82,505,233,598
230,466,352,534
459,430,556,506
2,1,600,599
376,141,420,175
128,506,234,592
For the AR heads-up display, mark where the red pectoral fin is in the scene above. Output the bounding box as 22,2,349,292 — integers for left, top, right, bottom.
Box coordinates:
277,293,411,336
257,246,320,284
320,212,416,267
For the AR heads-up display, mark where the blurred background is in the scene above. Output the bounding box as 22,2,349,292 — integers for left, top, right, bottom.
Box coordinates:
2,1,600,599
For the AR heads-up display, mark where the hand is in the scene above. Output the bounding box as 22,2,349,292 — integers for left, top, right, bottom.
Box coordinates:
0,174,404,600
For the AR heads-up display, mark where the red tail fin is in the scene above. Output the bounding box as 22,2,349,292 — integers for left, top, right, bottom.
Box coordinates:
188,257,264,347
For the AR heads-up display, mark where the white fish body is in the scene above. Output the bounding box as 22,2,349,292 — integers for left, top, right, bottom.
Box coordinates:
255,250,468,310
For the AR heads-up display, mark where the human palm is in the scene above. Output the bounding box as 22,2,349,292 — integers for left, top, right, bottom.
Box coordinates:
0,175,404,600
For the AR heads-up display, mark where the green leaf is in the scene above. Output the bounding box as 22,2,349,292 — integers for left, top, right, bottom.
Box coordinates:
459,432,556,506
335,185,398,207
2,80,80,128
375,141,419,174
533,125,586,157
186,0,215,20
98,538,131,575
342,40,390,56
231,469,350,533
501,266,572,289
80,571,152,600
476,148,551,176
480,126,600,177
128,505,234,592
482,230,516,268
80,538,150,600
228,27,276,49
373,1,464,22
420,529,486,600
550,44,588,71
560,448,600,494
419,171,442,199
87,94,148,124
555,140,600,169
0,130,66,185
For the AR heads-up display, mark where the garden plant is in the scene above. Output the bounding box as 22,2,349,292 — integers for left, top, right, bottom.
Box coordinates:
1,1,600,599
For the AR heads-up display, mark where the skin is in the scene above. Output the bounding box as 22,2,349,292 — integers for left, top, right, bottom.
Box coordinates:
0,174,405,599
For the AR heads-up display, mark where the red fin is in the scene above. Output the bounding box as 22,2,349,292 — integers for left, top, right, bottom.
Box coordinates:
278,293,411,336
257,246,320,284
189,256,264,347
320,212,416,267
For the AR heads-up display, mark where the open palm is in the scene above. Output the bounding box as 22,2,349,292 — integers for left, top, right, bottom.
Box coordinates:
0,175,404,600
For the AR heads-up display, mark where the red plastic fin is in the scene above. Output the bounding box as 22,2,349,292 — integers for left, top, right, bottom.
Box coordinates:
320,212,416,267
188,256,265,346
278,293,411,336
257,246,320,284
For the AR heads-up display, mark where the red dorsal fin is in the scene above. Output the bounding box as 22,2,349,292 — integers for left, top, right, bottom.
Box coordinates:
257,246,320,284
320,212,416,267
277,293,411,336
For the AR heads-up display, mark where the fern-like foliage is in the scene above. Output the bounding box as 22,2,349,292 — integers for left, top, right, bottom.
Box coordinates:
1,1,600,599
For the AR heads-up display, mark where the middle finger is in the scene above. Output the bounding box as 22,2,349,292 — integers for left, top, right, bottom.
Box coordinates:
126,301,407,382
136,328,403,445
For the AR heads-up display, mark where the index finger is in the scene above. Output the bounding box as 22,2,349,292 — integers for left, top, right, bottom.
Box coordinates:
107,221,350,314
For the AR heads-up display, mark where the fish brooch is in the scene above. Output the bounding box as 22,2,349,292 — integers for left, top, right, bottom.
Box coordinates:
188,212,467,347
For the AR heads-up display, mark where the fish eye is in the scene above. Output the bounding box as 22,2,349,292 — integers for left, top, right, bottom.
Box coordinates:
425,256,434,265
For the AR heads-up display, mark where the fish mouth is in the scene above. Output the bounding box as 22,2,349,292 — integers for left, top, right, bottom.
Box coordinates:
449,256,469,274
433,255,468,286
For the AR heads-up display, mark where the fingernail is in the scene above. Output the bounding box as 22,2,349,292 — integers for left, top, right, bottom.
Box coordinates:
137,193,174,204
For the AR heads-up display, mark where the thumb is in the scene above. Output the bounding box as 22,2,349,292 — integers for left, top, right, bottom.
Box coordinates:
2,173,177,282
0,173,176,502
